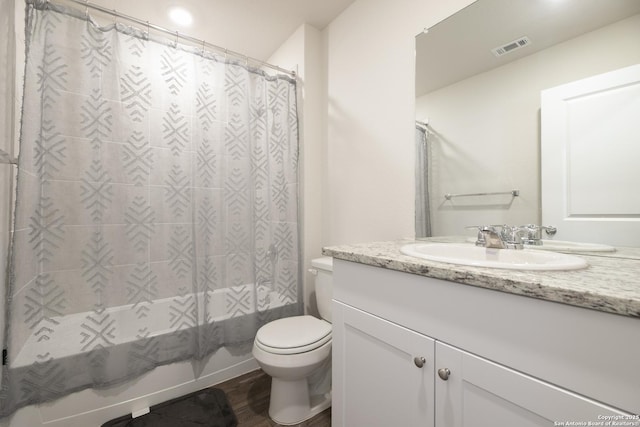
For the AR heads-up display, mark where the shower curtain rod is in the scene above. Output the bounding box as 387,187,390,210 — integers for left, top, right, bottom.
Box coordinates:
49,0,296,77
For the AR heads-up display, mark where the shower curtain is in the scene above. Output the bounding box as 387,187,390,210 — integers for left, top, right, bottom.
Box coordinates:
1,0,300,417
415,124,431,238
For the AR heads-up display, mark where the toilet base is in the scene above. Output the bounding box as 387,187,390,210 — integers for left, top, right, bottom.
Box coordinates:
268,377,332,425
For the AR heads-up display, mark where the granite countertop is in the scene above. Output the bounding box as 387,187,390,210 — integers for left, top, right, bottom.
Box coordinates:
322,237,640,319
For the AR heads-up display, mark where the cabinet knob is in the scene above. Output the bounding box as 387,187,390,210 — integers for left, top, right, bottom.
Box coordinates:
414,356,426,368
438,368,451,381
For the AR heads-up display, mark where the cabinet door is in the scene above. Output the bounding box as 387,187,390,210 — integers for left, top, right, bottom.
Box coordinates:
332,301,435,427
435,342,629,427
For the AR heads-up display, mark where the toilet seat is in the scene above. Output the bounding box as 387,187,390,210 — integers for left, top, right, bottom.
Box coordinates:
255,315,331,355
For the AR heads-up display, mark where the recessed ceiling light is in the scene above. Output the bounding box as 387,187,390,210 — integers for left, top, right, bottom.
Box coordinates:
168,7,193,27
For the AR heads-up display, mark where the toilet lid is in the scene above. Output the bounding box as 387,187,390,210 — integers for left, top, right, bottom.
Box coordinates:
255,315,331,355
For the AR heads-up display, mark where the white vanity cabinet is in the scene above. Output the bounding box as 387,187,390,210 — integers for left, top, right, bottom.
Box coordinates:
332,302,435,427
331,259,639,427
434,342,626,427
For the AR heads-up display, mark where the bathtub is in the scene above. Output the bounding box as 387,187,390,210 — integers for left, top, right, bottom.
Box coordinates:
3,283,296,427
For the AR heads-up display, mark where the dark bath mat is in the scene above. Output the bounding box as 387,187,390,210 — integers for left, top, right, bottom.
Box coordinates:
101,388,237,427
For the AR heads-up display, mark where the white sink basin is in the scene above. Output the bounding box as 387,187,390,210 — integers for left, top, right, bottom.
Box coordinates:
401,243,588,271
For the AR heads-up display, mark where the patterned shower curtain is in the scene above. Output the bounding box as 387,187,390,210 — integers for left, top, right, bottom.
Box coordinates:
1,0,300,417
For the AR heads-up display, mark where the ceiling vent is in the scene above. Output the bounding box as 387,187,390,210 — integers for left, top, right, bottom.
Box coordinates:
491,36,531,57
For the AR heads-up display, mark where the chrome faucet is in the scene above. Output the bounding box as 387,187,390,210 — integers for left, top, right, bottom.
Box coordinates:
479,226,508,249
469,224,558,250
470,225,529,250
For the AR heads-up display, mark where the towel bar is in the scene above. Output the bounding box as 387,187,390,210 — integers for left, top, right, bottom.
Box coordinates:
444,189,519,200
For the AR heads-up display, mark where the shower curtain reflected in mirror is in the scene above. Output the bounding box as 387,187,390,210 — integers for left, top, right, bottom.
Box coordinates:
415,123,431,238
1,0,301,417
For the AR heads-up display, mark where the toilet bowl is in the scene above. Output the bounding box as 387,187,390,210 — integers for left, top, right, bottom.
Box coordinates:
252,257,333,425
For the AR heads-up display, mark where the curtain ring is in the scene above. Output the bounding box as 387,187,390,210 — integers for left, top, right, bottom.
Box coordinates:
175,31,179,47
113,9,117,25
224,48,228,61
84,0,89,18
201,39,206,56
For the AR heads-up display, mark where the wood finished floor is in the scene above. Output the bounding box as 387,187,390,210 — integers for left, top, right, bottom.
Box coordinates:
216,369,331,427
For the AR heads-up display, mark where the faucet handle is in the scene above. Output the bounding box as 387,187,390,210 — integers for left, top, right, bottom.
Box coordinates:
522,224,542,241
517,224,557,245
465,225,488,246
502,225,526,249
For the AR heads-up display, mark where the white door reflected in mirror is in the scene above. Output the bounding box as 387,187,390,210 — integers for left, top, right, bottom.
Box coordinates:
541,64,640,247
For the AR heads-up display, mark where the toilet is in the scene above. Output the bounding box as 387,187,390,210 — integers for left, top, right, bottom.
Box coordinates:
252,257,333,425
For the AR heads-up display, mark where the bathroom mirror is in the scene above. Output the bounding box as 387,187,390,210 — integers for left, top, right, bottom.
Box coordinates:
415,0,640,247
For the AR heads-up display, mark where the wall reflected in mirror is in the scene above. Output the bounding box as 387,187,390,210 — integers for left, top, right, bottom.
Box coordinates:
415,0,640,247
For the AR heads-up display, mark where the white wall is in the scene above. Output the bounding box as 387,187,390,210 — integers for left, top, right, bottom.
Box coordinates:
322,0,474,245
416,13,640,236
0,0,19,383
267,24,326,316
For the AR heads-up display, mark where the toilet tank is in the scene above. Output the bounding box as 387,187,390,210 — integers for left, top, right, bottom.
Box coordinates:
311,257,333,323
